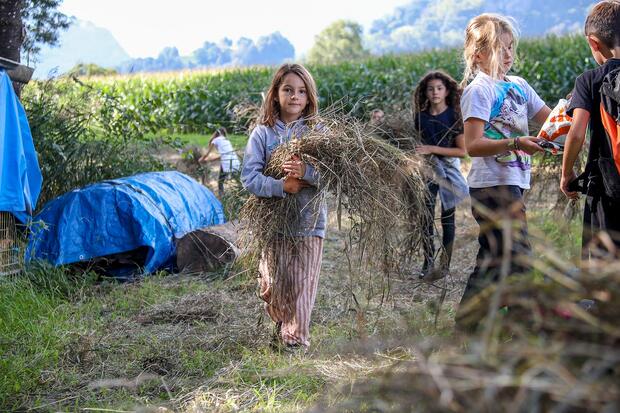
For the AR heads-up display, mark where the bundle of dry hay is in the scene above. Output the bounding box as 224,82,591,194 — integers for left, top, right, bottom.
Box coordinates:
230,99,262,132
369,109,421,151
239,114,430,278
312,258,620,412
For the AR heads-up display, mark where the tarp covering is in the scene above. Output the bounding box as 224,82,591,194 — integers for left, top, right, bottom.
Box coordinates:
0,69,42,223
26,171,225,275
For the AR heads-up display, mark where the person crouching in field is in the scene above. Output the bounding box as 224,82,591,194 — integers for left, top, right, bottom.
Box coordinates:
241,63,326,351
412,71,468,280
458,14,551,311
199,127,241,197
561,0,620,259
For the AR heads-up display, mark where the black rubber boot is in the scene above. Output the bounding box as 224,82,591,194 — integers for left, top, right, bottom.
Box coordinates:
420,256,434,279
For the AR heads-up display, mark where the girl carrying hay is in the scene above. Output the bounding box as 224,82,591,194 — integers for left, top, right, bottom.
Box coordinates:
458,14,551,306
241,63,325,351
413,71,468,280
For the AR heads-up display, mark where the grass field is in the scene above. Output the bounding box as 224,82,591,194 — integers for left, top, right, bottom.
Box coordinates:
0,162,586,411
149,132,249,151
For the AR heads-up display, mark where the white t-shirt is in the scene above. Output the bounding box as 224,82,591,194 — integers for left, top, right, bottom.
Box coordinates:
461,71,545,189
212,135,241,173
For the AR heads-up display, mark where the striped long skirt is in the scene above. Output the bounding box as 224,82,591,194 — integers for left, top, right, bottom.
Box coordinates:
258,236,323,347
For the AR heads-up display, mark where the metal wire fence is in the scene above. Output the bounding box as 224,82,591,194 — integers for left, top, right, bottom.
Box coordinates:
0,212,21,275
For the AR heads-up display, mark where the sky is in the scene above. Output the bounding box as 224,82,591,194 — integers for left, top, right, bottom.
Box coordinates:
59,0,412,58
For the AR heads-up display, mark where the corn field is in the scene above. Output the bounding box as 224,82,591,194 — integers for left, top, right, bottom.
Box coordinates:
28,34,594,134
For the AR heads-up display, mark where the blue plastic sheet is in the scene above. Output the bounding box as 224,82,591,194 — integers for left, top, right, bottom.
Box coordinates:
0,69,43,223
26,171,226,275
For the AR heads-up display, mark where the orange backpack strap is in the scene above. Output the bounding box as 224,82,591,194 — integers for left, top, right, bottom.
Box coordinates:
600,102,620,174
596,68,620,199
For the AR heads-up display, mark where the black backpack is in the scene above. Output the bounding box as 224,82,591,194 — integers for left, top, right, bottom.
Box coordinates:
597,66,620,199
569,67,620,198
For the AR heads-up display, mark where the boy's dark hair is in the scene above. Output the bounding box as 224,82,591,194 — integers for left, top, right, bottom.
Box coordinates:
584,0,620,48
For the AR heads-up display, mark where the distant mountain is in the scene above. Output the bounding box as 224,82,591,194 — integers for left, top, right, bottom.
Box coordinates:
118,32,295,74
33,19,130,78
368,0,593,54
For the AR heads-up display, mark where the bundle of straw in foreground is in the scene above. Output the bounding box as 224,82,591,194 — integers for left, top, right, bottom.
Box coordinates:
312,259,620,412
239,115,430,276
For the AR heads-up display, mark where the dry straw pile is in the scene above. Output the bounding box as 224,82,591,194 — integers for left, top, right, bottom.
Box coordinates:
371,109,420,151
313,255,620,412
238,114,429,278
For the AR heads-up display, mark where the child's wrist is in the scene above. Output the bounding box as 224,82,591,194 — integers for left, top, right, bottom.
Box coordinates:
561,170,574,179
507,138,517,150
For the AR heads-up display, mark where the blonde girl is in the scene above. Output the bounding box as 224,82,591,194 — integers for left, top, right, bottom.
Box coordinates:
459,14,551,307
241,63,325,350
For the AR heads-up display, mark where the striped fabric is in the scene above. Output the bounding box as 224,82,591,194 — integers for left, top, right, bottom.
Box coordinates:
258,236,323,347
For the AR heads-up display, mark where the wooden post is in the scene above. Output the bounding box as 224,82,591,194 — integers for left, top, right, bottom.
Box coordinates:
0,56,34,84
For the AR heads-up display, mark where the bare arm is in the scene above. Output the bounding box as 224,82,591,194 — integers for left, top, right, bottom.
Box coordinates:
560,108,590,199
199,142,215,163
418,133,467,157
464,118,545,157
532,105,552,126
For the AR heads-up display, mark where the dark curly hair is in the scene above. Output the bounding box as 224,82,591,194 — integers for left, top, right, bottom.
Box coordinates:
412,71,462,122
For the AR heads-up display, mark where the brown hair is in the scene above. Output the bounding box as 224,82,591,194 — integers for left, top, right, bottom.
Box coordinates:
412,71,462,121
585,0,620,49
209,126,227,145
461,13,518,87
260,63,319,127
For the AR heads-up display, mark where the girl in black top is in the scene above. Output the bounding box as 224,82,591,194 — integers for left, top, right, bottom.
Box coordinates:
413,71,468,279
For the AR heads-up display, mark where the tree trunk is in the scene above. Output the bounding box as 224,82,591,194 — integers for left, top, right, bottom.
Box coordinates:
0,0,24,95
176,221,241,274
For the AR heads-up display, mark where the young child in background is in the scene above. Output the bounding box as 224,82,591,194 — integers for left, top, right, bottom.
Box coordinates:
412,71,468,280
458,14,551,307
199,127,241,197
561,0,620,258
241,63,326,351
369,108,385,127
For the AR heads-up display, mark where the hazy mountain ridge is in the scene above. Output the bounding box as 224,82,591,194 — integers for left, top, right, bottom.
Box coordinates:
34,1,595,76
367,0,593,53
34,19,130,78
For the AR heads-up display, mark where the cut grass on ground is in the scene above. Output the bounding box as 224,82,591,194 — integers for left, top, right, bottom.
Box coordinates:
0,197,584,411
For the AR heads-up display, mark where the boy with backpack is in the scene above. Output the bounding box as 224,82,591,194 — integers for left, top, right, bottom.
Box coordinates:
561,0,620,258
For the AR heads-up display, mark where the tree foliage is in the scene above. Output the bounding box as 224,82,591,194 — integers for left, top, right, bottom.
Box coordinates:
66,62,117,77
0,0,70,62
307,20,369,65
21,0,71,58
193,39,232,67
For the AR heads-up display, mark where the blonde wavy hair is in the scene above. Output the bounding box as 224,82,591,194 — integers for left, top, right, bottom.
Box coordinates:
461,13,519,87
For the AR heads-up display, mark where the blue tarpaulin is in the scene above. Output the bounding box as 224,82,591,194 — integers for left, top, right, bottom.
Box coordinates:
26,171,226,275
0,69,42,223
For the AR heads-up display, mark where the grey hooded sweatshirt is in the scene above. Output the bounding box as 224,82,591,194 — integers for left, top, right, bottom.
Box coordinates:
241,119,326,238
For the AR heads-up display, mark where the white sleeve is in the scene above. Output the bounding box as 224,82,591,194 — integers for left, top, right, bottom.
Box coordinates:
461,84,493,122
519,78,545,119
